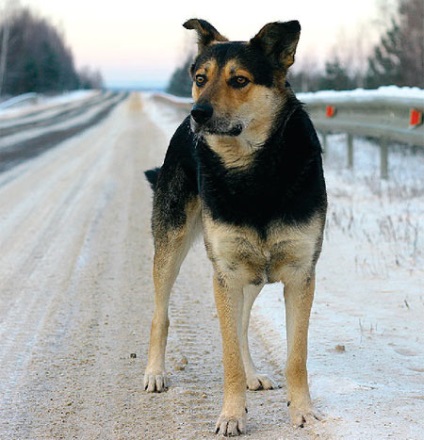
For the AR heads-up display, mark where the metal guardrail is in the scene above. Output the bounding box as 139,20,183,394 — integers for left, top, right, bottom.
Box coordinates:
152,90,424,179
301,93,423,178
152,93,192,109
302,95,424,148
153,91,424,146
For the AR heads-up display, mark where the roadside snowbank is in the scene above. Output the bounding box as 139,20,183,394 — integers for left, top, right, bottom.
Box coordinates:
0,90,98,119
297,86,424,104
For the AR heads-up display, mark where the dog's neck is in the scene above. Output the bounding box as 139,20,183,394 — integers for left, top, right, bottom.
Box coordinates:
203,133,263,169
201,92,297,170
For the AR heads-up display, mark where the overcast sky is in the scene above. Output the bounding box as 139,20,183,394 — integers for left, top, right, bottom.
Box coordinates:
12,0,382,88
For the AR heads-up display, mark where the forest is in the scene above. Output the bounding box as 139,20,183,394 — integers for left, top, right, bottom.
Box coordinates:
0,6,103,96
167,0,424,96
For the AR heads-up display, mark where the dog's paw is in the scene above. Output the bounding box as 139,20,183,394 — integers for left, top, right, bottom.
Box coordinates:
215,411,247,437
143,371,168,393
288,402,322,428
246,373,278,391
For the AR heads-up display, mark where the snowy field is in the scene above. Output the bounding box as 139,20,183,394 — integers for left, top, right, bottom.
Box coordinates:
145,90,424,440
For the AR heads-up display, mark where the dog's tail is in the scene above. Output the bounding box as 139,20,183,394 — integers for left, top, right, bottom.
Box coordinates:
144,167,161,190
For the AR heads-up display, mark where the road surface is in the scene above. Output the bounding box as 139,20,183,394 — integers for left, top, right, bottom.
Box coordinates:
2,93,423,440
1,93,329,440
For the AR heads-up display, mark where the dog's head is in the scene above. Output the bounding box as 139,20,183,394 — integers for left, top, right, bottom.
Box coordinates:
184,19,300,149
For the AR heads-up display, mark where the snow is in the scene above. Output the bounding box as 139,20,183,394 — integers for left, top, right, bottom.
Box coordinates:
0,90,98,119
147,86,424,106
297,86,424,104
151,91,192,105
142,89,424,440
2,88,422,438
254,133,424,439
35,90,98,106
0,92,116,150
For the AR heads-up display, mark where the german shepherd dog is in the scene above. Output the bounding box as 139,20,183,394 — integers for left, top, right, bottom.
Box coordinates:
144,19,327,436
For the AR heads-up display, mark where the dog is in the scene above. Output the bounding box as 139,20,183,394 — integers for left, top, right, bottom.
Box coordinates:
143,18,327,436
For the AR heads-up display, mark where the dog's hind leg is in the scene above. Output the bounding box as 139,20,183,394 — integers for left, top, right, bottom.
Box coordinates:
144,197,201,393
143,235,184,392
241,284,278,391
284,274,321,427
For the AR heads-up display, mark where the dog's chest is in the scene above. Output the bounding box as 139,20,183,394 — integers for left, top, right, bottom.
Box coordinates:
203,214,323,285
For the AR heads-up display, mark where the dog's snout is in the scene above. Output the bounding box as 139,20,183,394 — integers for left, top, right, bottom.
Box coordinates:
191,103,213,124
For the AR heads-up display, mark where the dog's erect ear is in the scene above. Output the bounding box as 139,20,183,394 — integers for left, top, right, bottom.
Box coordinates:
250,21,301,69
183,19,228,53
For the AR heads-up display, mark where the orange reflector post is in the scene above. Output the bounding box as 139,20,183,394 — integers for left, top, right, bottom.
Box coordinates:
326,105,336,118
409,109,422,127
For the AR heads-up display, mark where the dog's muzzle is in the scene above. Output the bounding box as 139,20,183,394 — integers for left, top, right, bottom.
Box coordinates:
190,103,243,137
191,103,214,125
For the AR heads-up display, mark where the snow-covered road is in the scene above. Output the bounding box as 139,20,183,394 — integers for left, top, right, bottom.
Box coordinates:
0,92,423,439
0,91,127,173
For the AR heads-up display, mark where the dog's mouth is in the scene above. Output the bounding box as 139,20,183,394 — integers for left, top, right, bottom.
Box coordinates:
205,124,243,137
191,119,243,137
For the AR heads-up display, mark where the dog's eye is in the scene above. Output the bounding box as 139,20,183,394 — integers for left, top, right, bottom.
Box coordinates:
195,75,207,87
229,76,250,89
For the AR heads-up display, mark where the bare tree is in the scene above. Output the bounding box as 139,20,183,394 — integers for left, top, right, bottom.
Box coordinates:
398,0,424,87
0,18,9,95
0,0,18,95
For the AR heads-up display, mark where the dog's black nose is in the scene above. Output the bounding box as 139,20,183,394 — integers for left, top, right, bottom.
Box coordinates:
191,103,213,124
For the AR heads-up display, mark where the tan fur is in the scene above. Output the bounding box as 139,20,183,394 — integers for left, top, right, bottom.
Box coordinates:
144,198,201,392
213,275,247,434
203,210,324,285
192,59,284,169
202,208,324,432
284,275,317,426
241,284,277,391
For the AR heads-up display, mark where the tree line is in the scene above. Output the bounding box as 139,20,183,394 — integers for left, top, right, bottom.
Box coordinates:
167,0,423,96
0,6,103,96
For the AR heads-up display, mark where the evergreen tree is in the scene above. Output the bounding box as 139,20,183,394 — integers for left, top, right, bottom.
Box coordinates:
366,0,424,88
319,57,355,90
166,54,193,97
366,19,403,88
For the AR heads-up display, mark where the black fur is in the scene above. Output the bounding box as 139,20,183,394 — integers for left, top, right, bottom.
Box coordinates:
146,94,326,238
197,98,326,237
149,118,199,233
144,20,327,435
192,42,275,87
144,167,161,189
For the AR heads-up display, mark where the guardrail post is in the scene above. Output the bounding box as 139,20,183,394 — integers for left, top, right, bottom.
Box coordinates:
347,134,354,169
380,139,389,180
321,132,327,157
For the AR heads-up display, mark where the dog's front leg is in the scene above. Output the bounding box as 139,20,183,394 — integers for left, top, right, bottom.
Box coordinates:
242,284,277,391
213,275,247,437
284,274,321,427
